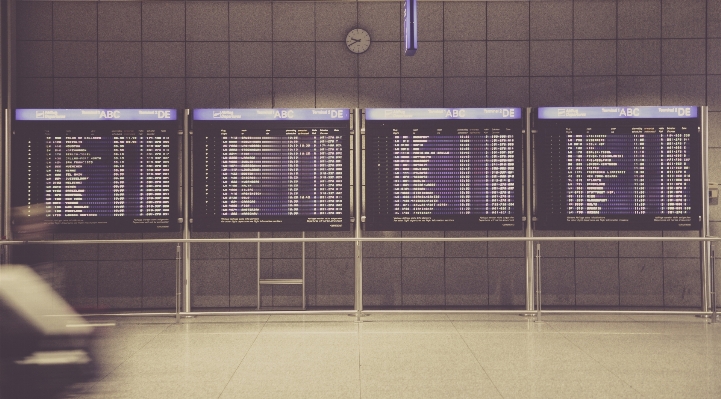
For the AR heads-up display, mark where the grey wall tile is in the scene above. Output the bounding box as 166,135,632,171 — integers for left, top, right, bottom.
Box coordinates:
230,42,273,77
316,258,354,307
402,258,445,306
363,231,402,258
273,78,315,108
530,41,572,76
99,2,141,41
573,40,616,76
316,42,358,77
710,0,721,38
444,77,486,108
363,258,402,306
273,42,315,77
186,78,230,108
401,42,443,77
662,0,706,38
229,232,259,259
488,257,525,306
710,112,721,148
487,77,529,107
540,258,575,306
190,232,230,259
534,230,575,258
710,75,721,111
401,231,444,258
618,40,661,75
266,285,303,308
98,260,142,309
445,231,488,258
617,76,662,106
272,258,302,279
618,0,661,39
54,2,97,41
619,231,663,257
662,231,700,258
272,232,306,259
142,231,183,259
229,1,272,41
142,1,185,41
530,77,573,107
142,42,185,78
619,258,663,306
662,75,706,106
574,0,616,40
487,1,529,41
316,2,357,41
444,41,486,77
359,42,401,77
316,236,355,259
709,40,721,75
143,259,176,309
488,230,525,258
230,78,273,108
17,41,53,78
17,2,52,40
54,42,97,77
99,42,141,77
663,258,702,307
191,259,229,308
186,1,228,41
575,257,619,306
99,78,142,107
54,78,97,108
530,0,573,40
358,2,400,42
359,78,400,108
54,238,97,262
316,78,359,108
573,76,617,106
444,2,486,41
400,78,444,107
187,42,229,77
417,2,443,42
273,2,315,41
662,39,706,75
487,41,529,77
229,258,257,308
446,258,488,306
54,261,97,310
575,231,618,257
143,78,185,108
17,78,53,108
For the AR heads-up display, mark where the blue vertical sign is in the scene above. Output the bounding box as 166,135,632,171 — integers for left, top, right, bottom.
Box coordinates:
404,0,417,56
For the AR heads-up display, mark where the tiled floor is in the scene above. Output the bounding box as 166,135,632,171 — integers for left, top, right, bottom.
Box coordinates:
63,313,720,399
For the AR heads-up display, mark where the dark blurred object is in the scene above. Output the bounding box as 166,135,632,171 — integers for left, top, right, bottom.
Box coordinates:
0,265,97,398
12,203,60,299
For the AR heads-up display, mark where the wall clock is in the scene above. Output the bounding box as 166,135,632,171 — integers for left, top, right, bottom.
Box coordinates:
346,28,371,54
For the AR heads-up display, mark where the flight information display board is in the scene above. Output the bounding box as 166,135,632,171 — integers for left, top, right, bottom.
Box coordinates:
365,108,524,231
12,109,181,233
192,109,350,232
534,106,702,230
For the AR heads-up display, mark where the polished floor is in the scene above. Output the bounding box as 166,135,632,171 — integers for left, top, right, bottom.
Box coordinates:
63,312,720,399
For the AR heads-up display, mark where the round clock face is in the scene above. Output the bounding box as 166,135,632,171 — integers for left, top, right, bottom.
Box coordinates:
346,28,371,54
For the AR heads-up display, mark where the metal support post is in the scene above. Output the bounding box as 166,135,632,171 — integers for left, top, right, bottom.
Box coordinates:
535,244,543,323
354,109,364,322
525,108,535,314
183,109,191,313
712,247,717,323
256,232,261,309
701,107,710,312
175,243,181,323
302,232,306,310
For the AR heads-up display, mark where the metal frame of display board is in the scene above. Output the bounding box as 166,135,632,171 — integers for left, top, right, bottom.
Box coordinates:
0,108,717,324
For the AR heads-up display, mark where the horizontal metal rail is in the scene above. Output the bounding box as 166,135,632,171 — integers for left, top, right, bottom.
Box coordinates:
0,236,719,245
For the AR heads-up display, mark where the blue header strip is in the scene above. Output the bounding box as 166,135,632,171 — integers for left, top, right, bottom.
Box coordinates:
16,109,177,121
403,0,417,56
538,106,698,119
365,108,522,120
193,108,349,121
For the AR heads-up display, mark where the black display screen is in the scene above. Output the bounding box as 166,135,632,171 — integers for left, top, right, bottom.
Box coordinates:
364,108,524,231
534,106,702,230
12,109,181,233
192,109,351,232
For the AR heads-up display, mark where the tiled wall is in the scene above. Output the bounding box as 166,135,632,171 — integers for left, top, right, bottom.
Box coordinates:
12,0,721,310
